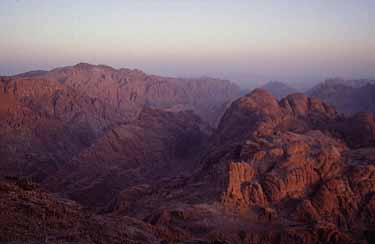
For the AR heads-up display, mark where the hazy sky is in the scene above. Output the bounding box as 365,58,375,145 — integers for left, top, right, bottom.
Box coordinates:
0,0,374,86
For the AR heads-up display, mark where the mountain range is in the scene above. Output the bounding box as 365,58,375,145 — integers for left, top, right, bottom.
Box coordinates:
260,81,298,99
307,78,375,116
1,64,375,244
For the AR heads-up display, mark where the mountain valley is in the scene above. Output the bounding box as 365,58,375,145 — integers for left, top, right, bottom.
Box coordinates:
0,65,375,244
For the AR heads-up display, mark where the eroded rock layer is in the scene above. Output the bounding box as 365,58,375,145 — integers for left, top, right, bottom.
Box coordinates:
1,65,375,244
114,89,375,243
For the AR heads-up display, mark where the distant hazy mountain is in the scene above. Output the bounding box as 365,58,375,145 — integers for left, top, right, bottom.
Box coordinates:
16,63,241,126
1,62,242,179
317,77,375,88
14,70,48,78
260,81,298,99
307,78,375,115
287,80,321,92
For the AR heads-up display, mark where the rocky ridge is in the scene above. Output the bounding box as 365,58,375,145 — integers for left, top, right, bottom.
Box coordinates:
29,63,241,126
113,90,375,243
1,64,375,243
306,78,375,116
0,76,126,178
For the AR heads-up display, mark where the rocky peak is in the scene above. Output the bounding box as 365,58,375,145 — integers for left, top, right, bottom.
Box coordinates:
111,90,375,243
215,89,337,145
260,81,298,99
280,93,336,117
306,78,375,119
3,64,375,244
20,63,241,126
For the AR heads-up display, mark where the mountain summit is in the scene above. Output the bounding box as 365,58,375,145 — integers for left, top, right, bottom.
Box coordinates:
260,81,298,99
1,66,375,244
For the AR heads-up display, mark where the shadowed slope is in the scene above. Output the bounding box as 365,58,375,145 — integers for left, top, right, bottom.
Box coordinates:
307,79,375,116
29,63,241,126
0,76,126,179
114,89,375,243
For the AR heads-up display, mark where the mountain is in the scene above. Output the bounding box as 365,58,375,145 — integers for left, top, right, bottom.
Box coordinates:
113,90,375,243
1,64,375,244
0,63,239,197
44,108,211,208
0,76,127,177
22,63,241,126
307,78,375,116
0,67,214,209
260,81,298,99
312,77,375,88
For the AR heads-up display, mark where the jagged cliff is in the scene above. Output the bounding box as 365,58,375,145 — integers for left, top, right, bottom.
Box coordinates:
1,64,375,243
113,89,375,243
0,76,125,177
26,63,241,126
306,79,375,116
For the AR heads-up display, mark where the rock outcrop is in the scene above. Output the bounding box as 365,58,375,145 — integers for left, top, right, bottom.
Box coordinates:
115,89,375,243
2,64,375,244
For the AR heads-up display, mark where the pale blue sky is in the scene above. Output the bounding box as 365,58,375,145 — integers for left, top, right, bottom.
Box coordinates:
0,0,374,85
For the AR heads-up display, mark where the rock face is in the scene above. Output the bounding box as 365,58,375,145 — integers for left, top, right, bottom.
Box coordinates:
0,63,228,208
260,81,298,99
0,76,125,178
0,65,215,212
28,63,241,126
2,64,375,244
334,112,375,148
115,89,375,243
45,108,211,208
0,178,166,244
0,64,220,243
306,78,375,116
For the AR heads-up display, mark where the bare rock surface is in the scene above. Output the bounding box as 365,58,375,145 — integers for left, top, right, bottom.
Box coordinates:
45,107,211,208
0,76,125,179
114,89,375,243
306,78,375,116
2,65,375,244
0,178,165,244
29,63,241,126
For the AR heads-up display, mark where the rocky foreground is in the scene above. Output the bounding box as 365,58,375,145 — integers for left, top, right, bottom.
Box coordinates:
0,65,375,243
109,90,375,243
